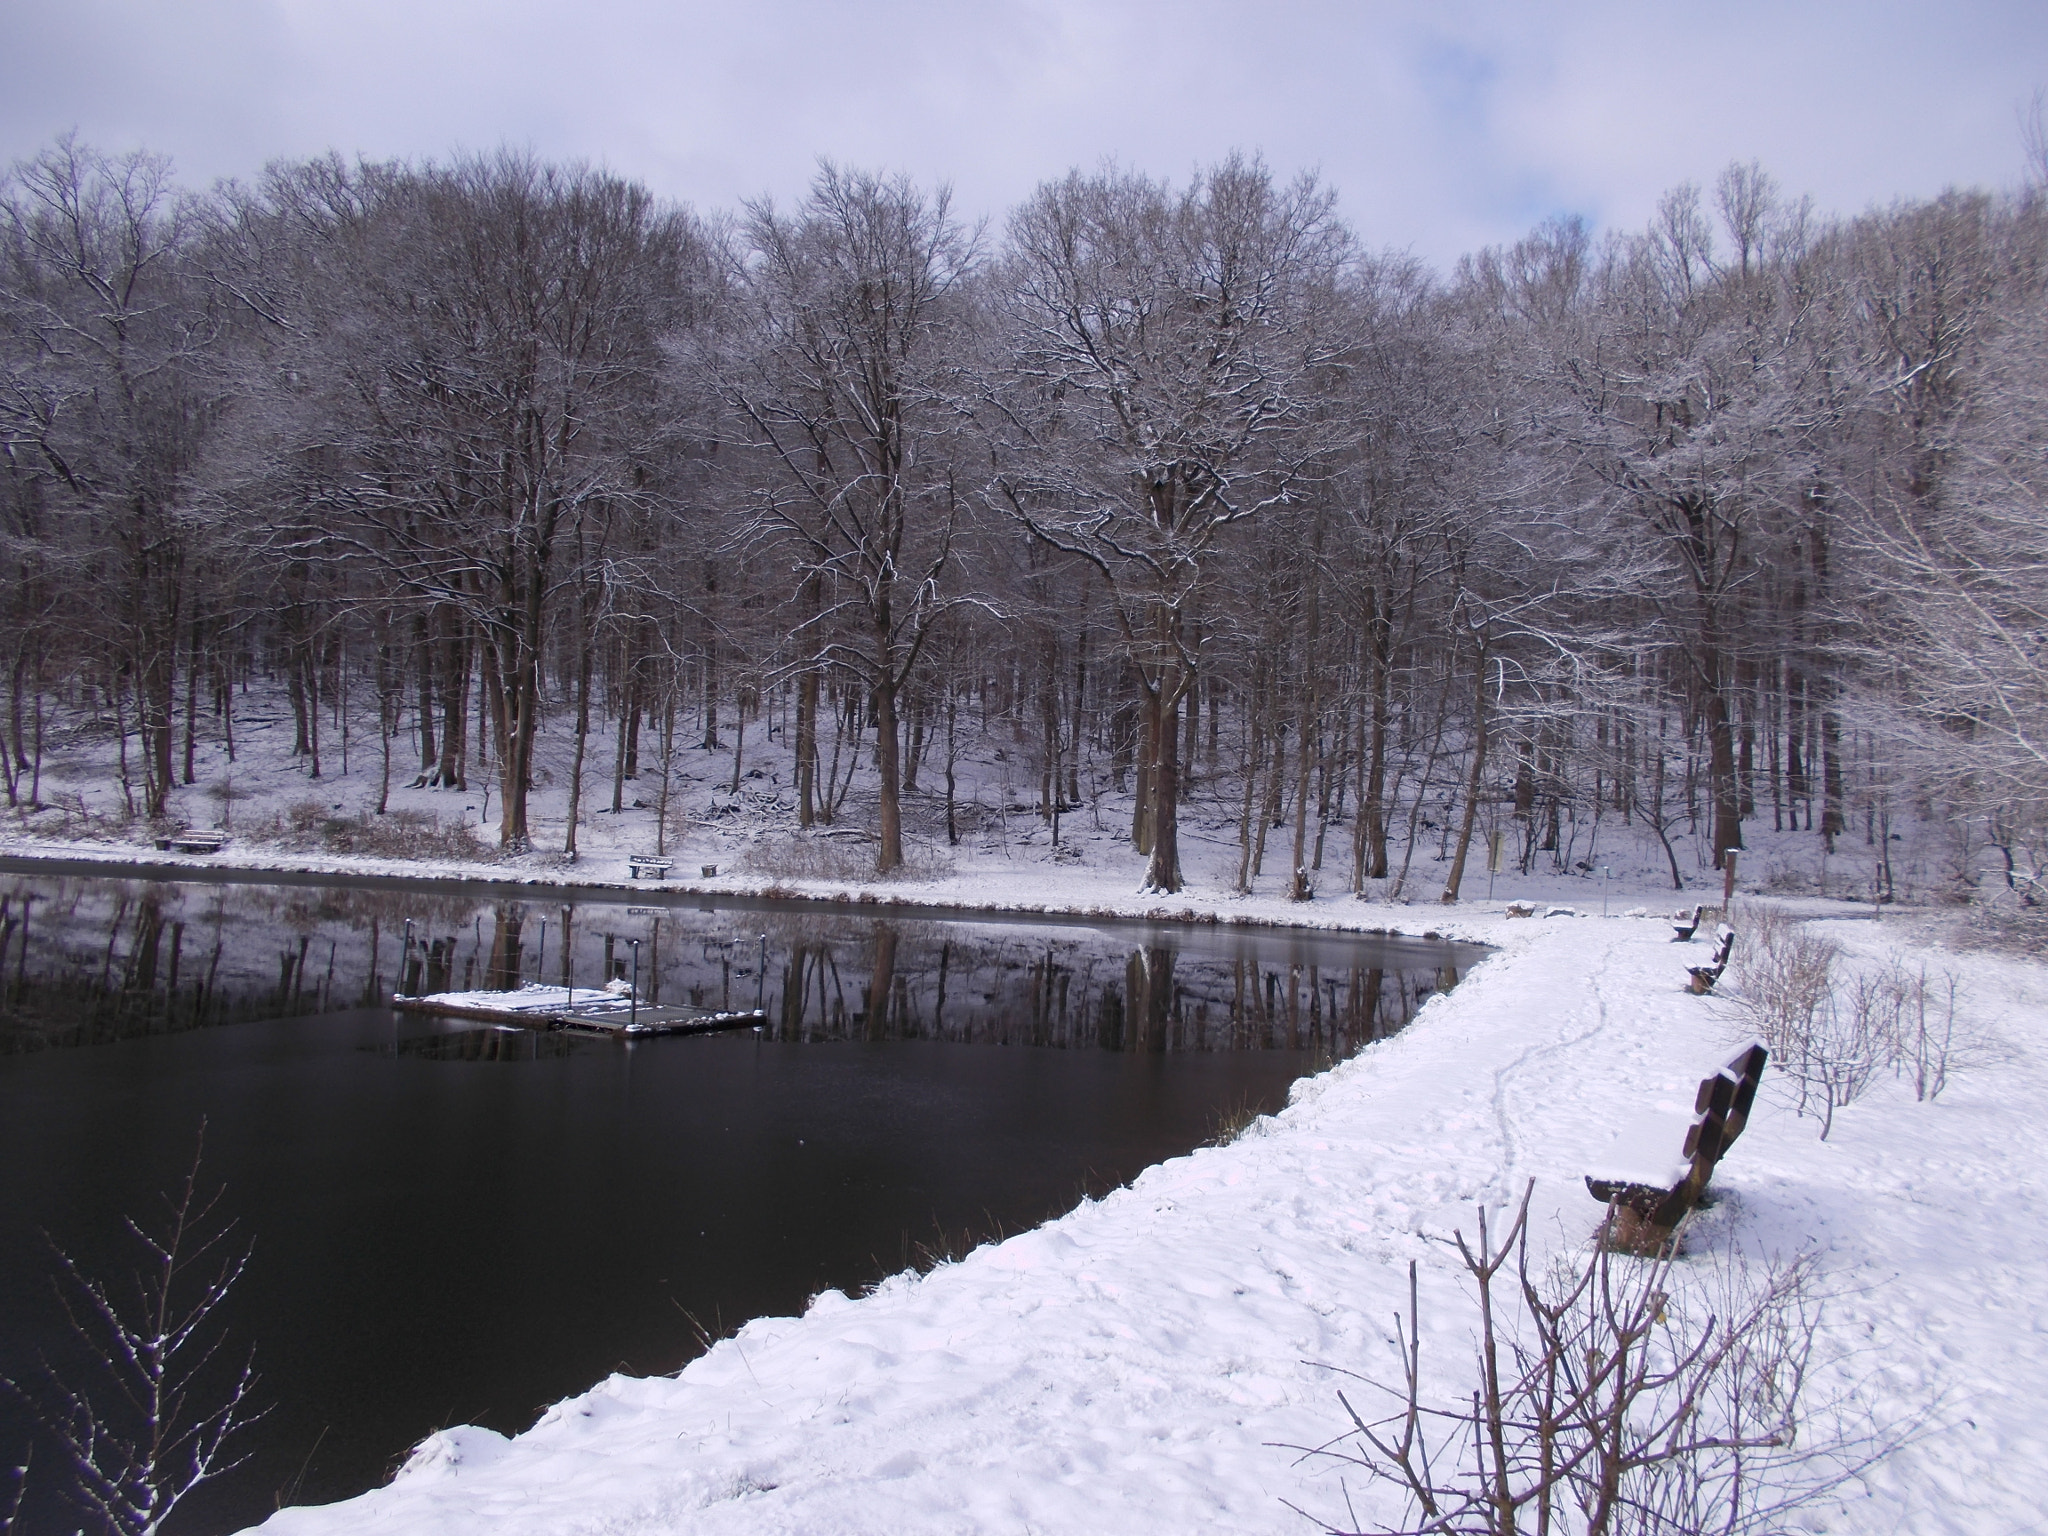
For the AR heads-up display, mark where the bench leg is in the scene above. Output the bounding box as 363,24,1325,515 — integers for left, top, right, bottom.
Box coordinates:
1599,1205,1680,1257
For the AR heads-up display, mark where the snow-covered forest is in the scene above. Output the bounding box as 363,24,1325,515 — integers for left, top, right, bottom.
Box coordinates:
3,132,2044,915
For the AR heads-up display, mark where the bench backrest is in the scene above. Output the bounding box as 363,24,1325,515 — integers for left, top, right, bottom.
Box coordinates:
1682,1041,1768,1171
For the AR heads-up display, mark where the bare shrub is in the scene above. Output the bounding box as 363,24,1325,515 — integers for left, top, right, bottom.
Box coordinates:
1,1447,23,1535
1728,906,1848,1130
1204,1093,1270,1147
345,809,494,862
1871,959,1979,1103
29,790,126,839
1958,867,2048,952
1728,904,1840,1043
1730,905,1984,1135
1294,1187,1882,1535
1795,986,1892,1140
267,806,493,862
281,798,327,835
744,832,954,884
1,1126,262,1535
203,776,240,830
1901,964,1962,1101
1729,907,1872,1137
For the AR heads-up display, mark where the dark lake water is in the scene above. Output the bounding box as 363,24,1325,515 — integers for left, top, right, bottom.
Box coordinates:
0,868,1483,1535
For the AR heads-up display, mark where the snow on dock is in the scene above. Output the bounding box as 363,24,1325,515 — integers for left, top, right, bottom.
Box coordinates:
392,983,763,1036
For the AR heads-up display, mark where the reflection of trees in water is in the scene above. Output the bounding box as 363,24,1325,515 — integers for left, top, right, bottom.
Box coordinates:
381,1027,575,1062
0,877,1468,1058
763,925,1456,1054
0,879,472,1053
2,883,241,1052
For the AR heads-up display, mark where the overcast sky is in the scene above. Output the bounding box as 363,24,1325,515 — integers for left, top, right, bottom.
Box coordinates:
4,0,2042,268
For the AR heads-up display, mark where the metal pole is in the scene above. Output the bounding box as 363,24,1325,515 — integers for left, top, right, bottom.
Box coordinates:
1601,867,1610,917
401,918,415,997
537,919,547,985
758,934,767,1018
628,939,641,1030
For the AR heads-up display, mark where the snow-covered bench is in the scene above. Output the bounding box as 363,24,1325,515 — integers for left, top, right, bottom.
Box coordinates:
1686,924,1736,994
155,829,227,854
626,854,673,880
1586,1041,1767,1254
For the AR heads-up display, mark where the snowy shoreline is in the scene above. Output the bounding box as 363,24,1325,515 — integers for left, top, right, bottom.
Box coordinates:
10,840,2041,1535
0,837,1511,946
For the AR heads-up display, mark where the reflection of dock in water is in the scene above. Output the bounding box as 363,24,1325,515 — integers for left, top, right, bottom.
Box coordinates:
391,986,764,1037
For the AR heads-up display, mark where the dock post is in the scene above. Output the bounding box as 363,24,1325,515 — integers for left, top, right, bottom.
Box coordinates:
758,934,767,1018
401,919,415,998
628,938,641,1030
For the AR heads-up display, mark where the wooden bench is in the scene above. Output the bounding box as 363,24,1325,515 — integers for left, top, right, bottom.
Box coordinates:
627,855,672,880
154,830,227,854
1686,924,1736,994
1587,1042,1768,1254
1672,904,1706,941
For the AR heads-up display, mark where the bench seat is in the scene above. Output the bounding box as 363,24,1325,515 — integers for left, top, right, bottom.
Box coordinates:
1587,1041,1767,1253
155,831,227,854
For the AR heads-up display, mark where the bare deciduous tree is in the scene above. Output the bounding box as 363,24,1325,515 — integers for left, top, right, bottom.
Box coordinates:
252,152,706,848
993,154,1353,891
0,136,228,822
707,163,978,872
2,1126,261,1536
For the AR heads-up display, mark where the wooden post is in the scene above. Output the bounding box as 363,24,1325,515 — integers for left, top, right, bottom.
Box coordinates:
628,939,641,1030
1722,848,1738,910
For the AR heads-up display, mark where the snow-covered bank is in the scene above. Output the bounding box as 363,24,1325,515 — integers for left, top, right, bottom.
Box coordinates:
226,901,2044,1536
0,834,1511,943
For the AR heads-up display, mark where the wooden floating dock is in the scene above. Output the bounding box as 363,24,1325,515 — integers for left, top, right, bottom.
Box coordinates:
391,992,765,1038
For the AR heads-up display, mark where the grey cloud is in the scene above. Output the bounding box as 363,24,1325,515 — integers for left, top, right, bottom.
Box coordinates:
2,0,2041,266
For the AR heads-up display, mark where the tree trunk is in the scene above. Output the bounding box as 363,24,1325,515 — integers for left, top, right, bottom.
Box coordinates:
699,631,721,750
656,684,678,857
1131,697,1156,855
729,683,748,794
944,690,959,846
564,604,595,859
1143,666,1184,893
1700,632,1742,871
182,613,201,785
873,671,904,874
1289,530,1324,901
1441,642,1489,904
413,612,437,782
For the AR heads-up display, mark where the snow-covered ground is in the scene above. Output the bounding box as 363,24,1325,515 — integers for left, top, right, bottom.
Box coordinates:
3,677,1967,917
157,896,2017,1536
5,708,2041,1533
